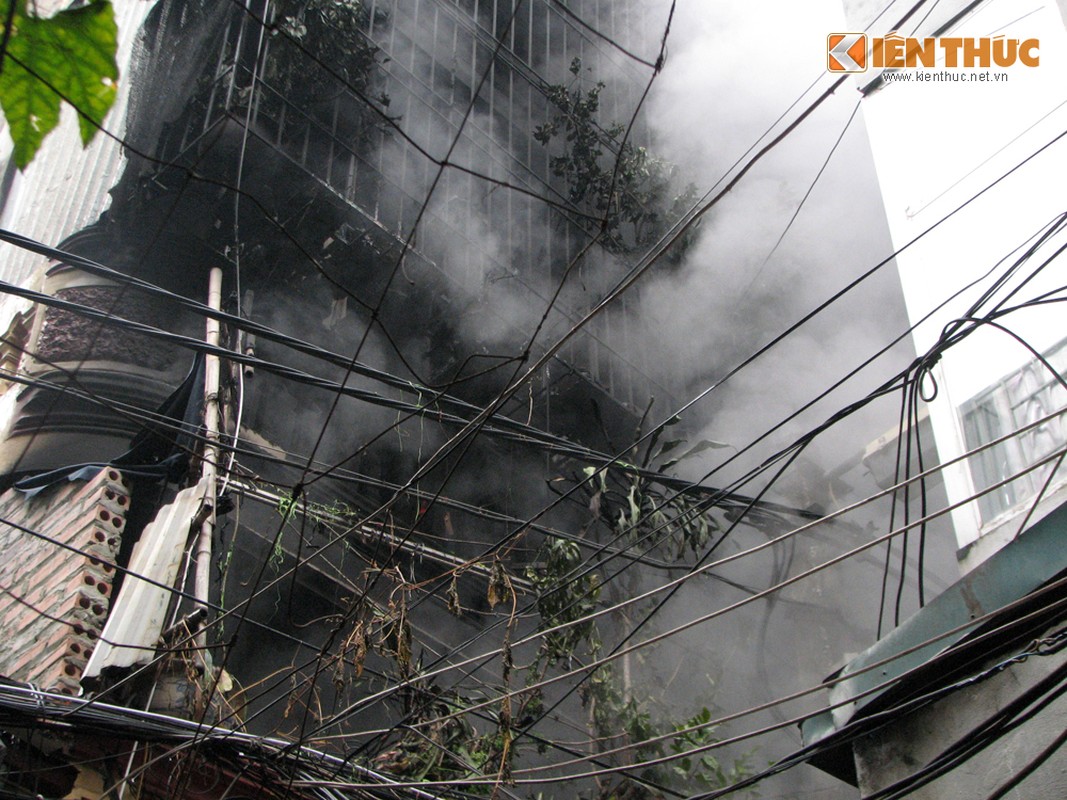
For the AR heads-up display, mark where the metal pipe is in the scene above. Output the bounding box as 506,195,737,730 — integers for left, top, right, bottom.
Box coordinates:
194,266,223,651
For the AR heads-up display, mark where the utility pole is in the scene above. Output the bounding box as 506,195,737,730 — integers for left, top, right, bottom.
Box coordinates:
194,266,223,652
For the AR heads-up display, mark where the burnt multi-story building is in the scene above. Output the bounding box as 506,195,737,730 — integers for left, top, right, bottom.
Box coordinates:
0,3,968,798
0,2,769,797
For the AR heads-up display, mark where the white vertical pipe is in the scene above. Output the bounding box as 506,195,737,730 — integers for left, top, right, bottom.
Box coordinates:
194,266,223,650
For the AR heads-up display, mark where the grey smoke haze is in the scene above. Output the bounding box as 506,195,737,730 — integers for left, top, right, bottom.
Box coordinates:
543,3,963,795
105,0,961,790
621,1,918,490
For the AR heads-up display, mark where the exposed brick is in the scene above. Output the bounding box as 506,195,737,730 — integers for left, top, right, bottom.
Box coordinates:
0,469,128,688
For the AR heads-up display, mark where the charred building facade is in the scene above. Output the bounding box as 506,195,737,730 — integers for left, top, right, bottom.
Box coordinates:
0,1,772,797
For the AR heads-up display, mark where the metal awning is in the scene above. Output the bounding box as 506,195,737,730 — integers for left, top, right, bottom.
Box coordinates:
800,500,1067,784
83,477,211,679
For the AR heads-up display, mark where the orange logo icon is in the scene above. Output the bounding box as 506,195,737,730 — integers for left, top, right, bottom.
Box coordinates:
828,33,867,72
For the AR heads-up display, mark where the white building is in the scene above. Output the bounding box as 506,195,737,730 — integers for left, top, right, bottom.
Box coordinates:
851,0,1067,571
802,2,1067,797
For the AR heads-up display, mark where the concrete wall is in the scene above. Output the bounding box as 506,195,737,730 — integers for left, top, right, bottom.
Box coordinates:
853,621,1067,798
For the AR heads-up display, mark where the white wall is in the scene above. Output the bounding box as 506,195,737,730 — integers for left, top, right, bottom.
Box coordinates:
848,0,1067,558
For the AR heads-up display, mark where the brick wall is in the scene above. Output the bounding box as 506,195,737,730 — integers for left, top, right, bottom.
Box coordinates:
0,468,129,694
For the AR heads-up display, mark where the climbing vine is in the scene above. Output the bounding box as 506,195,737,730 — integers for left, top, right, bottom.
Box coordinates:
261,422,755,798
534,58,699,259
266,0,390,135
520,420,754,800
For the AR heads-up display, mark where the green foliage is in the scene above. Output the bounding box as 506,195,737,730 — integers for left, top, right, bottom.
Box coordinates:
669,707,758,794
0,0,118,168
585,421,729,560
534,57,699,258
277,436,747,794
276,490,300,523
528,421,756,799
340,583,530,793
267,0,389,127
526,537,602,667
371,681,513,787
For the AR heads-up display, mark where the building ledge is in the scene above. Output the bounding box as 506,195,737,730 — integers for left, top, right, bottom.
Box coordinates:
800,499,1067,785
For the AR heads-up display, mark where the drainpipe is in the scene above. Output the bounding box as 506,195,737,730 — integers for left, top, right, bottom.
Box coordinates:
194,266,223,652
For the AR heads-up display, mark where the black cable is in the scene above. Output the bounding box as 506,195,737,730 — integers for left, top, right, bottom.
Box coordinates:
6,1,951,712
2,271,780,504
742,99,863,297
877,379,911,638
862,659,1067,799
681,629,1067,800
285,305,1067,750
292,302,1067,763
417,21,1066,687
457,575,1067,784
982,725,1067,800
302,426,1067,764
16,4,1058,797
892,371,917,627
77,422,1067,793
5,359,708,575
0,684,446,800
0,0,802,789
547,1,659,71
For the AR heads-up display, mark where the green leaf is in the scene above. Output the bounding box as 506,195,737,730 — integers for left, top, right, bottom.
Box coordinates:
0,55,59,169
626,484,640,527
0,0,119,168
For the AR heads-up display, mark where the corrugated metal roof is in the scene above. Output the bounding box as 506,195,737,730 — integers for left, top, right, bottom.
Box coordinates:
83,477,210,679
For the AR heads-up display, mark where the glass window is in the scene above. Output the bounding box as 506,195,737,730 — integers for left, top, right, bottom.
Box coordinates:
961,337,1067,524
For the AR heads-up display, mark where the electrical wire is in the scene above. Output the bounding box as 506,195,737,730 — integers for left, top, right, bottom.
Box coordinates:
679,622,1067,800
218,0,270,501
0,348,734,580
114,203,1058,793
8,0,1067,797
315,597,1067,793
301,605,1067,791
0,683,448,800
0,0,717,789
303,411,1067,741
4,413,1062,789
741,99,863,299
2,0,951,665
353,233,1067,732
200,290,1067,759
